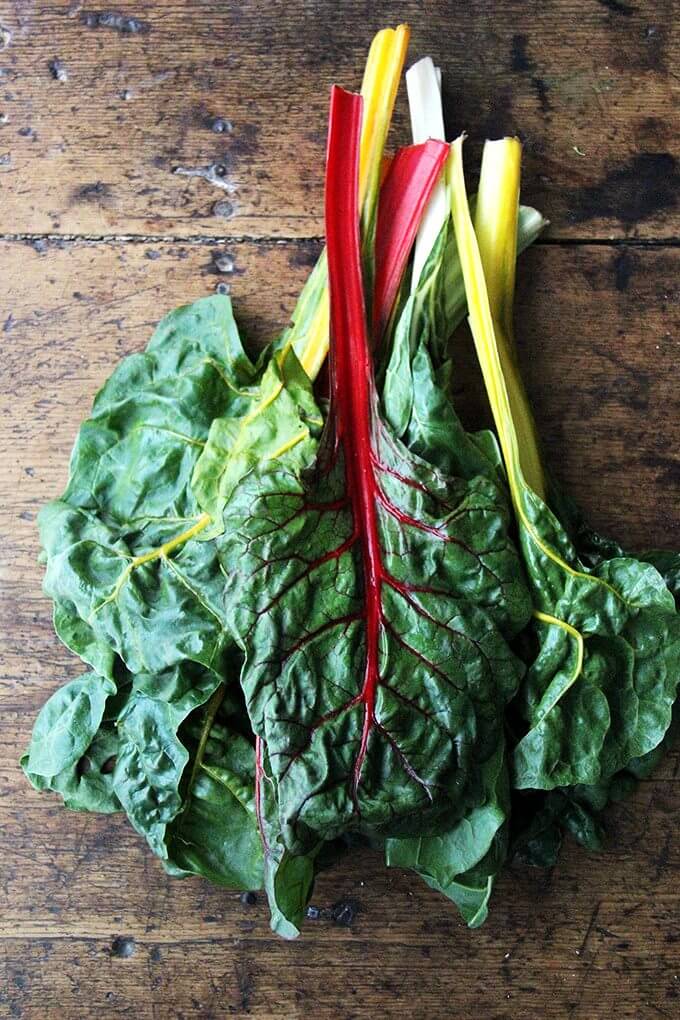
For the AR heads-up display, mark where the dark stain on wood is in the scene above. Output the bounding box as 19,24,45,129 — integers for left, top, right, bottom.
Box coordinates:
110,936,136,959
595,0,636,15
73,181,112,205
80,11,150,35
569,153,680,226
511,34,534,72
613,248,634,291
481,87,515,141
531,76,552,114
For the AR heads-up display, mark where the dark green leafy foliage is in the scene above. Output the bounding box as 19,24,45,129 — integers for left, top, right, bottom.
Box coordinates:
164,709,263,891
24,295,280,897
219,425,529,849
254,739,317,938
510,505,680,791
38,295,255,680
22,673,120,813
385,739,509,923
112,664,222,856
21,89,680,943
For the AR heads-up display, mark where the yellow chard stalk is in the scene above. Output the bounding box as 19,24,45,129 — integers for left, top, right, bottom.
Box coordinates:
449,136,546,503
286,24,410,380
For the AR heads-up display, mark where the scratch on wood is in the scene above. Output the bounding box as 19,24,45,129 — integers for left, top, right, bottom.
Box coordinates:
576,900,602,957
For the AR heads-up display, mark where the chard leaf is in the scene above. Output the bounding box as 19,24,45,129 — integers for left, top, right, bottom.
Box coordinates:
40,502,227,676
219,88,529,852
191,345,322,536
512,703,680,867
385,740,508,926
385,740,508,879
23,672,116,778
112,665,221,856
255,739,316,938
53,599,117,680
23,724,121,814
164,710,263,891
451,136,680,791
640,550,680,608
38,294,257,681
421,828,506,928
64,295,256,521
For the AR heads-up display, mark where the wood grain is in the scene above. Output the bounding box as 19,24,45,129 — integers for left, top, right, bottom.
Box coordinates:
1,238,680,1018
3,0,680,1014
1,0,679,239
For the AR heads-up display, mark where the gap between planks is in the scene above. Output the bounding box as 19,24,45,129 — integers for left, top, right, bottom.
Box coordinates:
3,233,680,249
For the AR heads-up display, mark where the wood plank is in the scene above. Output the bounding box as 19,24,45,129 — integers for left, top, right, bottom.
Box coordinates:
1,0,679,239
1,238,680,1018
1,763,680,1020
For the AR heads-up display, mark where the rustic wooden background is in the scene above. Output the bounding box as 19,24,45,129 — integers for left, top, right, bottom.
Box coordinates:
1,2,680,1018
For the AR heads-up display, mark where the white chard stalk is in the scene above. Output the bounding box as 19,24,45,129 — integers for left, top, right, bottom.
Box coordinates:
406,56,449,290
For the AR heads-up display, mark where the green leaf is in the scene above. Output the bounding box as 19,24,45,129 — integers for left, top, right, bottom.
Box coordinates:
23,725,121,814
255,741,316,938
52,599,117,680
511,521,680,788
640,550,680,608
64,295,256,518
192,345,322,536
423,831,505,928
40,502,228,677
220,418,529,850
37,295,260,687
385,740,509,926
112,665,221,856
164,713,263,891
23,672,115,778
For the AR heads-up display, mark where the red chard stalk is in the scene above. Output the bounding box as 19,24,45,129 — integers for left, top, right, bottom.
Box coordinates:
218,85,530,851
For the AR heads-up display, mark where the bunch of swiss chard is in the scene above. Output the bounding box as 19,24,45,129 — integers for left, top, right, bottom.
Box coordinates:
23,25,680,937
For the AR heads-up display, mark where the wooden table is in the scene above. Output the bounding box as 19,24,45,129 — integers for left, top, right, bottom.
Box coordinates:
1,2,679,1017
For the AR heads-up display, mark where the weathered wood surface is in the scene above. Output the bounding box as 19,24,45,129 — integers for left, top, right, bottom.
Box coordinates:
1,240,680,1019
2,0,680,1016
0,0,679,239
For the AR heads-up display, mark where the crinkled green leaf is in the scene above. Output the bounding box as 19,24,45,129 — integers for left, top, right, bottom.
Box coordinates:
385,740,508,926
386,740,507,877
511,498,680,789
40,502,228,677
640,550,680,608
37,294,258,684
192,346,322,536
23,725,121,814
53,600,117,680
23,672,116,778
220,418,529,851
512,702,680,868
413,825,507,928
164,713,263,891
255,741,316,939
64,295,256,520
112,665,221,856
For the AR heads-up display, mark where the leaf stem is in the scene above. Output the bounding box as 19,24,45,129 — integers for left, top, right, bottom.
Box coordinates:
287,25,410,381
448,137,545,503
475,139,546,498
406,56,448,291
183,682,226,806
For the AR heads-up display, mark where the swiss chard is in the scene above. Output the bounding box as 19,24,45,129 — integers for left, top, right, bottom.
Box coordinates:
22,21,672,943
219,86,530,856
451,136,680,791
